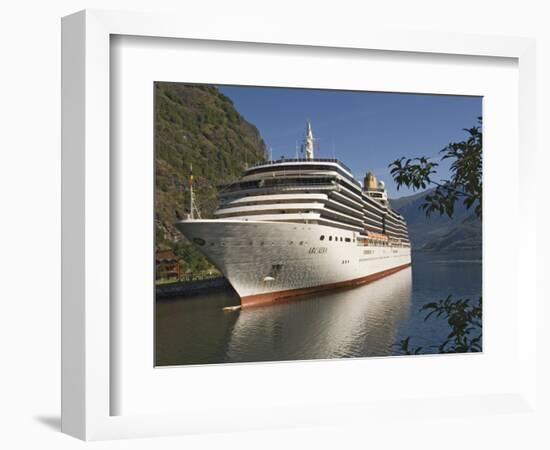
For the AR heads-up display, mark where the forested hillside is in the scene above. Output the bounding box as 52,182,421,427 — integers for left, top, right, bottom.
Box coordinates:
155,83,267,273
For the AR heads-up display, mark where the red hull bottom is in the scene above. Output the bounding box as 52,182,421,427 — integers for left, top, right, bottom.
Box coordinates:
240,263,412,308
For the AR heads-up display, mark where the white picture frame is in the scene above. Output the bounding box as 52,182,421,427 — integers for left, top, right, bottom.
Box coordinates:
61,9,538,441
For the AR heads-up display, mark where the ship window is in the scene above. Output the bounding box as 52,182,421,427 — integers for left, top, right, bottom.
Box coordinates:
329,236,333,241
340,237,343,242
345,238,351,242
299,241,304,245
320,235,325,241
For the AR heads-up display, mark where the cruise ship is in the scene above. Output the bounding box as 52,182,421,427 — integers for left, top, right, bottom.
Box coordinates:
176,122,411,307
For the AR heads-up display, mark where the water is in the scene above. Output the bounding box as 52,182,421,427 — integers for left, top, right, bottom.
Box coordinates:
155,251,482,366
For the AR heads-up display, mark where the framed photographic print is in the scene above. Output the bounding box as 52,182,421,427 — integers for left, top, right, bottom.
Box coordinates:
62,9,538,441
153,83,482,367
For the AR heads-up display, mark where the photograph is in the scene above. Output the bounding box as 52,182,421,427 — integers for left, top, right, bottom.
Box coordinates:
154,82,482,366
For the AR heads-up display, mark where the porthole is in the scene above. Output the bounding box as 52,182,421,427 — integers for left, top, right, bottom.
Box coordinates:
320,235,325,241
193,237,206,246
329,236,333,241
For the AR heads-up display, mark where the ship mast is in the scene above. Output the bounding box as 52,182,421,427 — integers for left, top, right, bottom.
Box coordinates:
303,121,314,160
187,164,201,220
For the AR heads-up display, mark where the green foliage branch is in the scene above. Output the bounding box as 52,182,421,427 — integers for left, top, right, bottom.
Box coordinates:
389,118,482,219
396,296,482,355
391,119,483,354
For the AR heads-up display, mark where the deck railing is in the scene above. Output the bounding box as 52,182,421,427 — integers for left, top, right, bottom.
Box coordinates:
249,158,353,174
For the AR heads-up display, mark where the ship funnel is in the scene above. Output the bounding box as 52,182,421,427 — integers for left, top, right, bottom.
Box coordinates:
364,171,378,190
302,121,314,160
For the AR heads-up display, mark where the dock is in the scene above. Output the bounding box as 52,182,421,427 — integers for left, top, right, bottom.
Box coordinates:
155,277,231,299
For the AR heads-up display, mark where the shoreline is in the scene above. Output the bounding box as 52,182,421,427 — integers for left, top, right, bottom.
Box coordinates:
156,277,232,300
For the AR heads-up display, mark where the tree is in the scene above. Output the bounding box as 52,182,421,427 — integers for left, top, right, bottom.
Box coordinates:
395,296,482,355
389,117,482,219
390,119,483,354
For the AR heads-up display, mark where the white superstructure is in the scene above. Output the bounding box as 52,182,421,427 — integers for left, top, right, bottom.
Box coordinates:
176,122,411,307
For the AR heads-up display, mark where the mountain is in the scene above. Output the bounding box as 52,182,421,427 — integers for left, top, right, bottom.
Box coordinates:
421,213,482,251
155,83,267,270
390,189,481,252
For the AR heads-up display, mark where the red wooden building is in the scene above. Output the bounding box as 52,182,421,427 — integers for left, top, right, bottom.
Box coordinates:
155,249,180,280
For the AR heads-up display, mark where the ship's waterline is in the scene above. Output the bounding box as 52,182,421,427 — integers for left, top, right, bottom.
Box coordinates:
240,262,412,307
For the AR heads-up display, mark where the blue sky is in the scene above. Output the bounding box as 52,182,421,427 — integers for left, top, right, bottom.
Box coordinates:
218,86,481,199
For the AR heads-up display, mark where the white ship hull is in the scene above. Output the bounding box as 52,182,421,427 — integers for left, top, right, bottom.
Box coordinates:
176,219,411,307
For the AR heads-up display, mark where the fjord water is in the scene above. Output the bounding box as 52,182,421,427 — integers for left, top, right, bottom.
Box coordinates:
155,251,482,366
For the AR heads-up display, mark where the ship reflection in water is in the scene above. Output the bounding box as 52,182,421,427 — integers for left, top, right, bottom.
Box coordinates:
227,268,412,362
156,267,413,366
